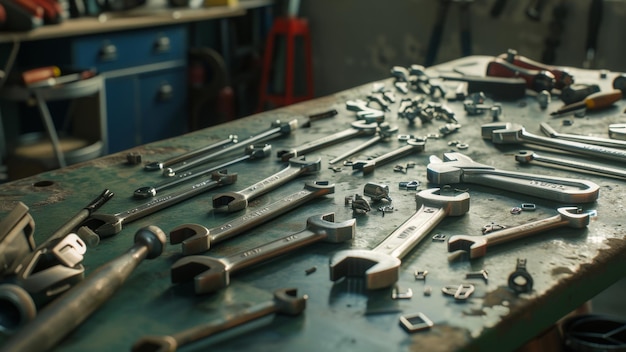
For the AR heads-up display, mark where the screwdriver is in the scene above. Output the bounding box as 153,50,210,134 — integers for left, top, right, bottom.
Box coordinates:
550,89,622,116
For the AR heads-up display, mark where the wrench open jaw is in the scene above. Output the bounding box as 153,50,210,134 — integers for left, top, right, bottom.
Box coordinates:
171,213,355,294
211,156,321,213
447,206,590,259
329,188,470,290
427,152,599,204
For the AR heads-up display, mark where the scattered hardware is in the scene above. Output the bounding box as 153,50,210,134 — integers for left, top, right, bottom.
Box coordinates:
441,284,475,301
432,233,447,241
399,312,434,333
465,270,489,283
392,286,413,300
414,270,428,280
508,258,533,294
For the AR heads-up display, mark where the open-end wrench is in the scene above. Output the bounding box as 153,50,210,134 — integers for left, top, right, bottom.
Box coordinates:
171,181,335,255
345,99,386,123
164,119,297,177
144,135,238,171
515,150,626,179
427,152,599,204
134,144,271,199
131,288,307,352
276,121,378,162
212,157,320,213
0,226,166,352
328,123,398,164
171,213,355,294
82,171,237,238
329,187,469,290
346,138,426,174
482,122,626,164
539,122,626,149
448,207,590,259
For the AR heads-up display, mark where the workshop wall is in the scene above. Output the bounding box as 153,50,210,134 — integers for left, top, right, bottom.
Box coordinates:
300,0,626,97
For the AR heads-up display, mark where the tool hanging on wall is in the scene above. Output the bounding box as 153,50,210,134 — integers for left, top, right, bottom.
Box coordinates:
424,0,473,67
583,0,603,69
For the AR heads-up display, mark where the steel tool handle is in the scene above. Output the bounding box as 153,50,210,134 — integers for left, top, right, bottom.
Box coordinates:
518,130,626,163
278,126,374,161
329,134,382,164
236,158,320,200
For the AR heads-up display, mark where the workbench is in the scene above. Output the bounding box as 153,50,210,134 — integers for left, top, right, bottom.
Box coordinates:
1,55,626,351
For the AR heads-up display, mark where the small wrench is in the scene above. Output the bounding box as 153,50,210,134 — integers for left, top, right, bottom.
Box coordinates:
515,150,626,180
540,122,626,149
82,171,237,237
164,119,297,176
345,99,386,123
131,288,307,352
212,157,320,213
171,213,355,294
276,121,378,162
482,122,626,164
427,152,599,203
448,207,590,259
347,138,426,174
329,188,470,290
143,135,238,171
134,144,271,199
328,123,398,164
170,181,335,255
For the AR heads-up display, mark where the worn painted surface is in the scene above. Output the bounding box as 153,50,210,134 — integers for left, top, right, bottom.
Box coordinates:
1,56,625,351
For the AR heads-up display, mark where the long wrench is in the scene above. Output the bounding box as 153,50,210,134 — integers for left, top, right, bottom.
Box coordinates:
143,135,238,171
82,171,237,238
346,138,426,174
427,152,599,204
164,119,297,176
328,123,398,164
482,122,626,164
515,150,626,179
211,157,321,213
171,181,335,255
131,288,307,352
539,122,626,149
276,121,378,162
0,226,166,352
171,213,355,294
134,144,271,199
329,188,470,290
448,207,590,259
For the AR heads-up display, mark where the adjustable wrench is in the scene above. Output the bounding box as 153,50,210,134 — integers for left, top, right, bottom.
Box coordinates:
82,171,237,238
276,121,378,162
171,213,355,294
540,122,626,149
329,188,470,290
171,181,335,255
347,138,426,174
134,144,271,199
448,207,590,259
164,119,297,176
143,135,238,171
328,123,398,164
212,157,321,213
482,122,626,164
515,150,626,180
131,288,306,352
427,152,599,204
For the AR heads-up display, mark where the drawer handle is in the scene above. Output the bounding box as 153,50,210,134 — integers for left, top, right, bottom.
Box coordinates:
154,36,171,53
158,83,173,101
99,44,117,61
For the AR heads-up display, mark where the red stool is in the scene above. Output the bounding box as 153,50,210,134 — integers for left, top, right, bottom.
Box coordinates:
257,16,314,112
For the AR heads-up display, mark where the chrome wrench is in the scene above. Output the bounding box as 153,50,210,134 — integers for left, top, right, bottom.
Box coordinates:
448,207,590,259
82,171,237,238
131,288,307,352
276,121,378,162
171,213,355,294
345,99,385,123
330,188,470,290
328,123,398,164
482,122,626,164
540,122,626,149
143,135,238,171
164,119,298,176
212,156,321,213
171,180,335,255
134,144,271,199
427,152,599,204
347,138,426,174
515,150,626,179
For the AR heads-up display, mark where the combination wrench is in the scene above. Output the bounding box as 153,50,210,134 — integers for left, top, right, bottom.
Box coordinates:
171,213,355,294
82,171,237,238
143,135,238,171
276,121,378,162
515,150,626,179
134,144,271,199
211,156,321,213
131,287,306,352
427,152,599,204
171,181,335,255
346,138,426,174
328,123,398,164
482,122,626,164
539,122,626,149
329,188,470,290
164,119,297,176
447,207,590,259
345,99,385,123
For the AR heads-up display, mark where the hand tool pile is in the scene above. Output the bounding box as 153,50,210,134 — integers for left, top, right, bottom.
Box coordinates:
2,50,625,351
